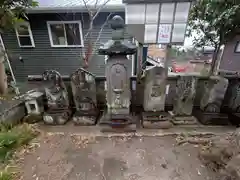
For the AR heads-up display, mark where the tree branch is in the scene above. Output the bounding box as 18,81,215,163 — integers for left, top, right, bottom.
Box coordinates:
92,0,111,21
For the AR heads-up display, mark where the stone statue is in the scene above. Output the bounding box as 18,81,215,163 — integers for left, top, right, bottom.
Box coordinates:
170,75,198,125
70,68,98,125
200,76,228,112
143,66,166,112
98,15,137,131
42,70,70,125
196,75,229,125
142,65,173,128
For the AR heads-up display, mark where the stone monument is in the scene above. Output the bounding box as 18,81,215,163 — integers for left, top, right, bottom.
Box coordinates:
70,68,98,125
223,74,240,125
169,75,198,125
42,70,71,125
142,66,172,128
98,15,137,131
194,75,229,125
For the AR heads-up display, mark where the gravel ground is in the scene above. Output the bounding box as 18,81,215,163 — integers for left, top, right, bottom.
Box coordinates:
16,131,218,180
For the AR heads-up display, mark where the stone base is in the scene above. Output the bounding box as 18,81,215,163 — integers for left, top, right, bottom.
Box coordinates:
142,111,173,129
72,110,98,126
43,110,70,125
193,109,230,125
169,111,199,125
72,116,96,126
98,112,137,132
228,113,240,126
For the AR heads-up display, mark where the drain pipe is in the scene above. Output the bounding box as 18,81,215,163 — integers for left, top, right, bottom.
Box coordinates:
0,34,19,95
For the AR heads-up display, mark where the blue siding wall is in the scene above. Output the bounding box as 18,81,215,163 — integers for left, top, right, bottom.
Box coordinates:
2,12,132,81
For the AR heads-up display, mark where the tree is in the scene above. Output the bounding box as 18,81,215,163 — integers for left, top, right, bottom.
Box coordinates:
188,0,240,75
82,0,114,68
0,0,38,95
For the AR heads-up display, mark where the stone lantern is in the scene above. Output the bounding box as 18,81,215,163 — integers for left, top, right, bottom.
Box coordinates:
98,15,137,131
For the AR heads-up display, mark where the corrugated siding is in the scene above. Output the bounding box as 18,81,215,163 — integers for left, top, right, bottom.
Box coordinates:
1,12,133,81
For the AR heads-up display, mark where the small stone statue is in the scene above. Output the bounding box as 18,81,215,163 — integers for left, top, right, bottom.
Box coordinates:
98,15,137,131
42,70,70,125
195,75,229,125
70,68,98,125
170,75,198,125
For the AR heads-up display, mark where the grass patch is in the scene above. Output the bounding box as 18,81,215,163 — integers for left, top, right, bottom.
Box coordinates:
0,169,13,180
0,123,39,180
0,123,38,162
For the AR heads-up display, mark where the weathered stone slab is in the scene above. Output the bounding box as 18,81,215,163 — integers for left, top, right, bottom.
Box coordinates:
70,68,98,125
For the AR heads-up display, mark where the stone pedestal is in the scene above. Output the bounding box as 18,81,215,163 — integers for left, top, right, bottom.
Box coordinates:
98,15,137,132
193,75,229,125
70,68,98,125
42,70,71,125
170,75,198,125
142,66,172,129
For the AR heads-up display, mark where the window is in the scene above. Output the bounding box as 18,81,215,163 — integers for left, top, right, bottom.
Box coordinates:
47,21,84,47
235,41,240,53
15,22,35,47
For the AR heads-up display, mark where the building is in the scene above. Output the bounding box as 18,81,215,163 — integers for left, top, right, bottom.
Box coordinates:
219,34,240,72
1,0,134,82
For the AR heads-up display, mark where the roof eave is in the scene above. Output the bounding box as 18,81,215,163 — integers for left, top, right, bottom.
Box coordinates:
26,5,125,14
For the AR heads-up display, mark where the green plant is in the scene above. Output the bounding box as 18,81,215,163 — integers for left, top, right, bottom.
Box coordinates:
0,123,38,162
0,170,12,180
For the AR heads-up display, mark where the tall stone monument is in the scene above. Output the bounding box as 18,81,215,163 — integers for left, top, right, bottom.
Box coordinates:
142,65,172,128
194,75,229,125
98,15,137,131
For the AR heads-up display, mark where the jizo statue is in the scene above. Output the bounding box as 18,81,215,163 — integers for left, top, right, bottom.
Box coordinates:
42,70,71,125
98,15,137,131
70,68,98,125
195,75,229,125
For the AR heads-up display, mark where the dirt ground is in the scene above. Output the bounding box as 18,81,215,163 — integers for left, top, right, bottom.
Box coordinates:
16,128,219,180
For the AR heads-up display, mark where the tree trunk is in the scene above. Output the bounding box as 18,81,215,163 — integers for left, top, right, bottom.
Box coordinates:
0,51,7,95
210,45,221,76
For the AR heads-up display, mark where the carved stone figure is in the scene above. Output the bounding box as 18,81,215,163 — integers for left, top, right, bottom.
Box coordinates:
170,75,198,125
70,68,98,125
143,66,166,112
200,76,228,112
226,79,240,113
42,70,70,125
98,15,137,131
194,75,229,125
142,66,172,128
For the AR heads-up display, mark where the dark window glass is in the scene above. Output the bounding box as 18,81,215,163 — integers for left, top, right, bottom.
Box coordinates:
65,23,81,45
19,36,32,46
50,24,66,45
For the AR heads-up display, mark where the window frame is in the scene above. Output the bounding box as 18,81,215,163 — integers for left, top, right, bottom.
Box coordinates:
15,22,35,48
234,41,240,53
47,21,84,48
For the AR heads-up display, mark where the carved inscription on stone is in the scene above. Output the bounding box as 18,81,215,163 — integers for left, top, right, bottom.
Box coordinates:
173,75,197,116
143,66,167,112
